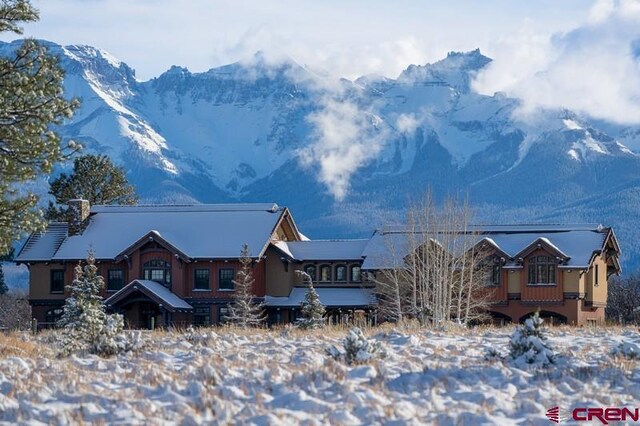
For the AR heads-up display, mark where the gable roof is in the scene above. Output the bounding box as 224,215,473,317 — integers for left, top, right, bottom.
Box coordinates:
273,239,368,261
104,279,193,312
17,203,296,262
361,224,618,271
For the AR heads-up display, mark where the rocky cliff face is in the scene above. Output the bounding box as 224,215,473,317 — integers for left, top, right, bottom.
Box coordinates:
2,40,639,269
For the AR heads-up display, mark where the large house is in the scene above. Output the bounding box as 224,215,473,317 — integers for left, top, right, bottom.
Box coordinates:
15,201,621,327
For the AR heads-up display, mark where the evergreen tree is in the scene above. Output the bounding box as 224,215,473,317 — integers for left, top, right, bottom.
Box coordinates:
46,154,138,220
58,251,127,356
0,264,7,295
225,244,265,328
0,247,13,295
509,311,556,367
296,272,325,329
0,0,79,254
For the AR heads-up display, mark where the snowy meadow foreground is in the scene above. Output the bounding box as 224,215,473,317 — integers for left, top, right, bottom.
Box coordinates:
1,325,639,425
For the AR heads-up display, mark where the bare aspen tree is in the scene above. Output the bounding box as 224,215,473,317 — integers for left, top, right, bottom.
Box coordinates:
374,192,496,325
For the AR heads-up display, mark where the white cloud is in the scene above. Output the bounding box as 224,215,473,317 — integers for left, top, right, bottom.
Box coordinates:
473,0,640,124
395,113,420,134
299,98,388,200
7,0,592,81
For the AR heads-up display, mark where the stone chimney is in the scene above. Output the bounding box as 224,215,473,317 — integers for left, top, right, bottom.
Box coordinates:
67,199,90,236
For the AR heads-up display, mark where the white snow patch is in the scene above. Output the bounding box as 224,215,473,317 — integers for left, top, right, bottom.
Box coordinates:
563,119,582,130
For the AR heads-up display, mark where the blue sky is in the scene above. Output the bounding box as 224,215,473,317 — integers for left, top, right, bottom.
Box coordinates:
5,0,591,80
3,0,640,124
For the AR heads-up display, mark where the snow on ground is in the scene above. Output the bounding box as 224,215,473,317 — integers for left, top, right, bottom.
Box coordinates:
0,325,639,424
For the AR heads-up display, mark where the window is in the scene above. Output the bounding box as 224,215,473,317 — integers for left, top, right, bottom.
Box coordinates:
50,270,64,293
303,264,316,281
143,259,171,287
527,256,556,285
194,269,210,290
335,265,347,282
218,268,235,290
107,269,124,292
319,265,331,282
45,307,63,326
595,264,599,286
193,306,211,326
218,306,230,324
350,265,361,282
488,264,501,287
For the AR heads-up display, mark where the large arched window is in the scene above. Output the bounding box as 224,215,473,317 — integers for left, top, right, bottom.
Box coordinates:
303,264,316,281
335,265,347,282
143,259,171,287
527,256,556,285
319,265,331,282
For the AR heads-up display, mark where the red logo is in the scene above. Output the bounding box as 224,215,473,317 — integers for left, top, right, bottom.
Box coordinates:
547,406,640,424
572,407,639,425
546,406,560,423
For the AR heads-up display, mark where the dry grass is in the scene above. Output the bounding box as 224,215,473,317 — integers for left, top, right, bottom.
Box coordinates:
0,332,45,359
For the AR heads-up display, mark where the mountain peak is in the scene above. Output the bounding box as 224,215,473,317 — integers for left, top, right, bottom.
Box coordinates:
397,48,491,92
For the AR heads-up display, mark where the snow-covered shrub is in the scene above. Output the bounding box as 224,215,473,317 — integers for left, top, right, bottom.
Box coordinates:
58,252,130,357
484,346,504,361
185,326,217,346
612,340,640,359
327,327,386,365
296,280,326,329
509,312,556,367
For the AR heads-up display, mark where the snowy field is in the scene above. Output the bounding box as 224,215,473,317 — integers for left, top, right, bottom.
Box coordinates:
1,325,639,425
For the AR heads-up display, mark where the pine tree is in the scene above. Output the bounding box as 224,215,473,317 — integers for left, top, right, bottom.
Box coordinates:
0,0,79,254
509,311,556,367
0,264,7,295
296,273,325,329
58,251,127,356
0,248,13,295
225,244,265,328
46,154,138,220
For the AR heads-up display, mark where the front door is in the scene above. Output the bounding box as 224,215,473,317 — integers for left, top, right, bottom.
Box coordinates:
140,302,158,329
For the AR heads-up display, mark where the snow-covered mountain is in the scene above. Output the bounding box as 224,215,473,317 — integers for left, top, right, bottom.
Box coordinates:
3,40,640,270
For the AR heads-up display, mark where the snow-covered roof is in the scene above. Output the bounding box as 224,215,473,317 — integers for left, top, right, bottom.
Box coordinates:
361,225,613,270
274,240,368,261
105,279,193,312
19,204,290,261
265,287,377,307
15,223,68,262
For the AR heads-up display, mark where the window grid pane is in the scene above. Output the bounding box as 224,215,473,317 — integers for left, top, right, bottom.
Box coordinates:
107,269,124,291
320,266,331,281
51,270,64,293
351,266,361,282
194,269,210,290
336,266,346,281
219,268,235,290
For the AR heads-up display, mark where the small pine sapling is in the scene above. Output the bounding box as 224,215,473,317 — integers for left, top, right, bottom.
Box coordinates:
509,311,556,367
327,327,386,365
225,244,266,328
296,270,325,329
58,251,128,356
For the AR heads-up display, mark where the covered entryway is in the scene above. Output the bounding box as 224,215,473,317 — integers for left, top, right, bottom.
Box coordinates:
264,287,377,327
105,280,193,329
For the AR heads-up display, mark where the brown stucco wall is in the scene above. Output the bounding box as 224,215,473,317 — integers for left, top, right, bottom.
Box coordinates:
585,254,607,305
265,246,295,297
29,263,69,299
507,270,521,294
